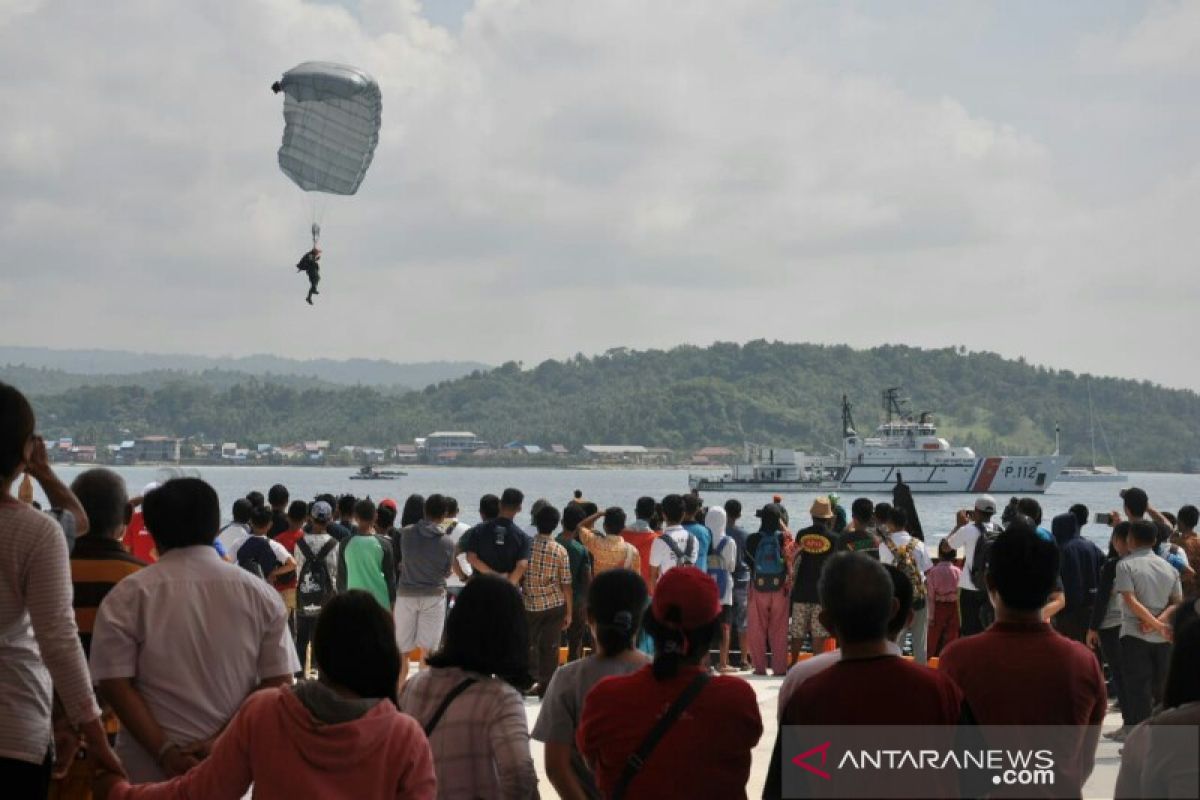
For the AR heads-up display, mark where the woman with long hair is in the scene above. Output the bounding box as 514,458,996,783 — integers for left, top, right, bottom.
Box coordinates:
93,590,435,799
1115,597,1200,798
578,567,762,798
0,382,125,795
533,569,649,799
399,574,537,799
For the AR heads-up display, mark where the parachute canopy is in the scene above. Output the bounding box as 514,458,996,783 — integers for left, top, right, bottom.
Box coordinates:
276,62,382,196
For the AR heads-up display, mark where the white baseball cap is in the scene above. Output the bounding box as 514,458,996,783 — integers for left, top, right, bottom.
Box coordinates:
975,495,998,514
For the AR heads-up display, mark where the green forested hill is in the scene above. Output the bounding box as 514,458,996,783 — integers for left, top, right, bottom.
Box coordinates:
21,342,1200,471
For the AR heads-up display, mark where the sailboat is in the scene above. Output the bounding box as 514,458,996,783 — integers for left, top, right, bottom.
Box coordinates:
1059,382,1128,483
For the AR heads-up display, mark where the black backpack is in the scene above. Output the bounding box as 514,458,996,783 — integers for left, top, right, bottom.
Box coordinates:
968,522,1002,589
237,536,277,581
662,531,696,568
296,538,337,616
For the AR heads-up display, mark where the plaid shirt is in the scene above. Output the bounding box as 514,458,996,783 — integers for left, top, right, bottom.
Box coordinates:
579,526,641,575
523,534,572,611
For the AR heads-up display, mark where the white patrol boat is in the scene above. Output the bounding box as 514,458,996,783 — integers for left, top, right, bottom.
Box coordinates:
689,389,1068,494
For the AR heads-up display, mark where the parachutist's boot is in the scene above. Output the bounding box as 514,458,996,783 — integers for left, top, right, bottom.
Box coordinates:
306,291,314,305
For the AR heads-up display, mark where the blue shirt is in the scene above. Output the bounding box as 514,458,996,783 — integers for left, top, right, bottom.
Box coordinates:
727,524,751,584
1036,526,1054,544
683,522,711,567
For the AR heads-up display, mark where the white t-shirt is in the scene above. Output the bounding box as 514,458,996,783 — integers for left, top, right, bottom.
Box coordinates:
946,522,1000,591
216,522,249,558
649,525,695,579
294,532,339,589
877,531,933,579
712,535,739,606
443,520,473,589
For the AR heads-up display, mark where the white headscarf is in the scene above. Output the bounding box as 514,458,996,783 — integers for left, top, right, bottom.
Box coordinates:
704,506,727,538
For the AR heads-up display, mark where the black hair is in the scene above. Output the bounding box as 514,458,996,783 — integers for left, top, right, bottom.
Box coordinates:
376,504,397,529
1123,487,1149,517
882,564,914,639
479,493,500,521
643,609,719,680
1129,519,1157,546
143,478,220,552
249,505,274,530
818,553,895,644
534,504,561,535
231,498,253,524
588,569,647,656
988,521,1060,611
682,493,702,516
661,494,685,525
313,591,401,704
936,537,956,560
337,494,357,517
354,498,377,525
1015,497,1042,525
287,500,308,524
70,468,128,540
887,506,908,530
581,501,598,516
1179,505,1200,531
1163,599,1200,708
1069,504,1089,530
873,502,893,521
724,499,742,520
420,494,446,520
561,504,586,532
573,489,583,499
445,496,461,517
851,497,874,523
401,494,425,527
268,483,289,508
635,496,656,520
427,574,530,688
603,506,626,534
0,383,35,480
245,490,265,509
500,488,524,509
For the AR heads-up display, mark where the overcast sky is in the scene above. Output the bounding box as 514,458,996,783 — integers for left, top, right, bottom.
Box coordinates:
1,1,1198,389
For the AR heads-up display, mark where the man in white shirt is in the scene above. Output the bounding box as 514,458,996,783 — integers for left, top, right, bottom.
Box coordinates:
778,562,916,718
649,494,696,584
442,496,473,594
215,498,253,560
945,495,1001,636
90,478,299,783
877,506,933,663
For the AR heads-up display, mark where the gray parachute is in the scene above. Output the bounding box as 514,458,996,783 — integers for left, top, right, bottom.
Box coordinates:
275,62,382,196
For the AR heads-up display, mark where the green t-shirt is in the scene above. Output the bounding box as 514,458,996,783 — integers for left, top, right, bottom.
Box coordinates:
556,534,590,605
344,535,390,609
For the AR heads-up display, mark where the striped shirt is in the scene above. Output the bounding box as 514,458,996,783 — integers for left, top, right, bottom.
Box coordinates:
523,534,571,612
70,535,146,657
0,498,102,764
399,666,538,800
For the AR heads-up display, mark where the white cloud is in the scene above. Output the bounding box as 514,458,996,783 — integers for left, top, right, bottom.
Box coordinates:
0,0,1196,390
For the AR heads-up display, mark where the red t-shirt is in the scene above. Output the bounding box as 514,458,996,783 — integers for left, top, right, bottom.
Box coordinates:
782,654,964,726
620,529,660,592
938,620,1106,795
578,665,762,798
122,511,157,563
272,528,304,590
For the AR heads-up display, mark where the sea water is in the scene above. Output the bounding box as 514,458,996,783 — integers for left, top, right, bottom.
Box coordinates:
36,465,1200,550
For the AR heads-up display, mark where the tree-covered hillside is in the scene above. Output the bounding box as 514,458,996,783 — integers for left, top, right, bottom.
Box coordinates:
21,342,1200,470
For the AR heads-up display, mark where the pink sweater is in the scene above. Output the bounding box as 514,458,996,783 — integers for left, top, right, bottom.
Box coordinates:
110,687,436,800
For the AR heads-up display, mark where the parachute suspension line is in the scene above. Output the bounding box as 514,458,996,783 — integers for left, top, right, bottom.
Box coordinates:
311,222,321,248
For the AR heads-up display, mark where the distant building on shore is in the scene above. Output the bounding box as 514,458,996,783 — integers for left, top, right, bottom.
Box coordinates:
421,431,490,461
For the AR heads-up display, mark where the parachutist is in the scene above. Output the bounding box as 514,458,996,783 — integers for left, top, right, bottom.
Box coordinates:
296,248,321,305
270,80,282,94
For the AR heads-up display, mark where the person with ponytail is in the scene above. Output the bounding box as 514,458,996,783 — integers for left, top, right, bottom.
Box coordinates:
578,567,762,799
533,569,649,799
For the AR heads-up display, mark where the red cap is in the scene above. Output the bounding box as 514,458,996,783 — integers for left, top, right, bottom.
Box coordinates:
379,498,398,512
651,566,721,631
